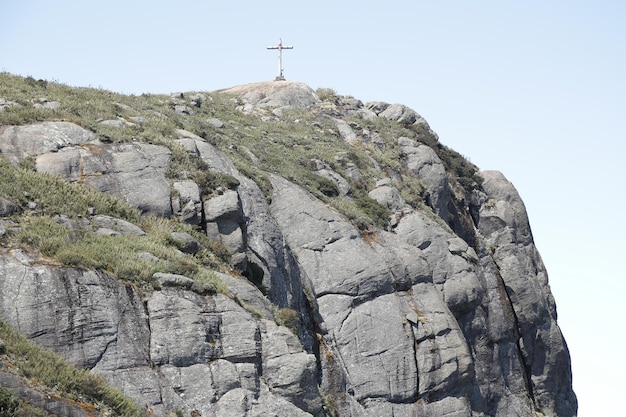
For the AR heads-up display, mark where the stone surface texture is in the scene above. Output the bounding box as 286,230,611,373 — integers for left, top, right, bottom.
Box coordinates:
0,82,576,417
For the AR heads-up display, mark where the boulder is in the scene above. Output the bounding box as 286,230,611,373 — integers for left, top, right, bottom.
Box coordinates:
187,139,310,310
310,158,351,197
175,129,204,141
478,170,576,416
36,148,83,180
222,81,320,110
129,116,147,124
148,289,221,367
333,118,359,144
0,121,96,165
261,319,322,415
368,178,405,211
207,117,225,128
338,97,363,111
172,180,202,225
22,138,172,217
0,197,20,216
0,98,20,112
479,170,533,246
81,143,172,217
204,190,241,222
99,118,137,127
379,103,420,125
365,101,390,114
170,231,201,254
91,214,146,235
33,100,61,109
270,174,481,414
204,190,246,268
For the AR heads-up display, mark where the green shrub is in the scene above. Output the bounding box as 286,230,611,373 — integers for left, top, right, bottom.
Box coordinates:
276,308,301,334
435,145,482,190
400,176,425,208
0,158,140,221
15,215,227,292
0,387,20,417
17,156,36,172
316,88,339,103
194,170,240,197
307,173,339,197
24,76,48,89
17,216,72,257
1,70,483,253
318,386,339,417
354,194,391,229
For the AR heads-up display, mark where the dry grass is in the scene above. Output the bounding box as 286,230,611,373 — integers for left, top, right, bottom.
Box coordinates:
0,319,145,417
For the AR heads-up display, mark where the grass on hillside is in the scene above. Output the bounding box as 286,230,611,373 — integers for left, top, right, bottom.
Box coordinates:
0,319,145,417
15,215,228,293
0,158,228,293
0,157,139,221
0,71,486,416
0,73,404,229
0,71,482,234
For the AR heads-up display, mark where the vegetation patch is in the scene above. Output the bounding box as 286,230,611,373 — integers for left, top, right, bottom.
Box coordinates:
0,158,139,221
14,215,227,293
0,319,145,417
275,307,301,335
0,70,494,415
1,71,483,261
0,153,229,292
0,385,51,417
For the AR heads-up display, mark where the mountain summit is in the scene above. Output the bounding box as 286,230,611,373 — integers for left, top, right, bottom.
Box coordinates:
220,80,320,109
0,73,576,416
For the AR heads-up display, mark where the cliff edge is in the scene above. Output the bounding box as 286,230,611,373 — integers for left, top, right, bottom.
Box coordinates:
0,74,576,416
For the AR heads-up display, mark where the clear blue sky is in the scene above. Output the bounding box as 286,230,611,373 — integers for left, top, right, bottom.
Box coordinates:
2,1,625,415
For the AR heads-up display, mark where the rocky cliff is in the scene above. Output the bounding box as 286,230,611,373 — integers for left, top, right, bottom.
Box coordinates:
0,75,576,416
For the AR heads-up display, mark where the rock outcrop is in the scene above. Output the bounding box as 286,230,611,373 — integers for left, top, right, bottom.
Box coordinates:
0,250,322,417
0,123,172,217
221,81,320,113
0,78,576,416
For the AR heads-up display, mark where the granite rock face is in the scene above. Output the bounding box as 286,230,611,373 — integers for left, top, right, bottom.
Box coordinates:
222,81,320,112
0,82,576,416
0,121,96,165
0,122,172,217
0,250,322,417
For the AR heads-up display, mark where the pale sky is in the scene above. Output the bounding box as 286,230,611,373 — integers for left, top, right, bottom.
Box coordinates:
2,1,625,416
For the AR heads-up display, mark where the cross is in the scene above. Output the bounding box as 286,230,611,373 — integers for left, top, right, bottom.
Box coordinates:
267,38,293,81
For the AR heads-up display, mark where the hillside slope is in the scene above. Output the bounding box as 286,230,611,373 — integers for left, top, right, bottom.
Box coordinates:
0,74,576,417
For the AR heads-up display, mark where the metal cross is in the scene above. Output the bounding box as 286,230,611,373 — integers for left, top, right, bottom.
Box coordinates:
267,38,293,81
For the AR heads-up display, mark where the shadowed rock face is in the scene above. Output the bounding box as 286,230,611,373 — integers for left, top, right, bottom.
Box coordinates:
0,82,576,417
269,172,576,417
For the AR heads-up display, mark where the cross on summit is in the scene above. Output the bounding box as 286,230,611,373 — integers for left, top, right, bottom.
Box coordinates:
267,38,293,81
